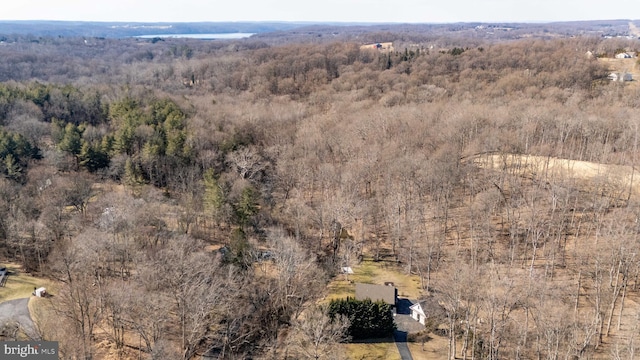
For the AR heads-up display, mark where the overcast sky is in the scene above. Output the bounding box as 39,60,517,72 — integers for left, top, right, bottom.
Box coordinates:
2,0,640,23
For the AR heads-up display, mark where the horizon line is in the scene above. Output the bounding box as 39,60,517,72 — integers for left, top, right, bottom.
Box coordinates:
0,19,637,25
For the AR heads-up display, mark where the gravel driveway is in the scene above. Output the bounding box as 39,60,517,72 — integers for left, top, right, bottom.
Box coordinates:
394,298,424,360
0,297,39,339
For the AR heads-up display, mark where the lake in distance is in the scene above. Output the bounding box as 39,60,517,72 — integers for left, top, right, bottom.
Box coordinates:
136,33,255,39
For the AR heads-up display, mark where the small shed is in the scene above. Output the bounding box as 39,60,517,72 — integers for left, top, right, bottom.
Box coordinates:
34,287,47,297
616,52,632,59
341,267,354,274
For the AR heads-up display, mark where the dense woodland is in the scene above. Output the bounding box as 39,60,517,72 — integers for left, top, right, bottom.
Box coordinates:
1,24,640,359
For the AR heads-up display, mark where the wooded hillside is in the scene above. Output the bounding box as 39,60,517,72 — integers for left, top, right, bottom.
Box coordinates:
0,29,639,359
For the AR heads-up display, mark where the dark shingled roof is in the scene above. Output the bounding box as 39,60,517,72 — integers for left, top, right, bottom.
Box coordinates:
355,283,397,306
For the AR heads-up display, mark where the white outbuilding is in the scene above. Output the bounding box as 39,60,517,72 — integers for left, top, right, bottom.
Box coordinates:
616,52,632,59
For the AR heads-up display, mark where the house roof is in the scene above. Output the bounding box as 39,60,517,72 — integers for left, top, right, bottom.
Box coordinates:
355,283,397,305
410,297,447,319
409,301,426,316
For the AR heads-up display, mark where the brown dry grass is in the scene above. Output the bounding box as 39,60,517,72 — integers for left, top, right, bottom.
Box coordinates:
408,339,449,360
474,153,640,201
471,152,640,358
598,56,640,89
344,340,402,360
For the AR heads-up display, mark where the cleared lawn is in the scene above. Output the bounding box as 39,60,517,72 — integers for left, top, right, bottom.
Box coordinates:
344,340,401,360
473,153,640,203
0,263,53,302
325,258,423,303
598,57,640,89
324,259,423,360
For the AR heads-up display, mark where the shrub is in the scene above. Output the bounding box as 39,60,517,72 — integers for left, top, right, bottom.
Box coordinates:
328,297,396,340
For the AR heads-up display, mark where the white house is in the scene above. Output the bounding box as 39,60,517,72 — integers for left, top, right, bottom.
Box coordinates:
609,72,633,82
616,52,632,59
410,301,428,325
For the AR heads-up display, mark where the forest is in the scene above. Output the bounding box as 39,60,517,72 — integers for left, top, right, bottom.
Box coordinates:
0,22,640,359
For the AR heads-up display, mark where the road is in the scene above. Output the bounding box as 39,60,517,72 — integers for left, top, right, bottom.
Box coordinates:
0,297,39,339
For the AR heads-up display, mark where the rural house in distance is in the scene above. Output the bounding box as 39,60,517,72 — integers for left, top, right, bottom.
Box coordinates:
360,42,394,52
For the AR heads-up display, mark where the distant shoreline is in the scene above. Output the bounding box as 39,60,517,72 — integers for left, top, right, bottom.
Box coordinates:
135,33,255,39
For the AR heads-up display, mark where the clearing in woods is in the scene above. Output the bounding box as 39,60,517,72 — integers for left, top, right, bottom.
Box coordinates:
0,262,53,302
324,257,417,360
472,153,640,200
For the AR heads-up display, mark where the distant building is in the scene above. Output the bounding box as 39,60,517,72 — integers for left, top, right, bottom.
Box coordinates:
609,72,633,82
360,42,394,52
615,52,632,59
341,267,354,274
355,283,397,307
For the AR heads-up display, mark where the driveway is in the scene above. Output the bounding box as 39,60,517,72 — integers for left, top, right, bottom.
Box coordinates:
0,297,39,339
394,298,423,360
394,329,413,360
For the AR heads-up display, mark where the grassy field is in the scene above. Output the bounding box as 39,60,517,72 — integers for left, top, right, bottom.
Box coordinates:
598,56,640,89
0,262,56,341
473,153,640,202
345,340,402,360
324,258,423,303
0,263,53,302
